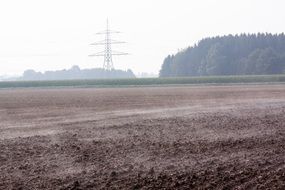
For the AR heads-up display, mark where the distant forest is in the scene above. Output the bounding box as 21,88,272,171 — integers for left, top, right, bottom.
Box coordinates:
21,66,135,81
160,33,285,77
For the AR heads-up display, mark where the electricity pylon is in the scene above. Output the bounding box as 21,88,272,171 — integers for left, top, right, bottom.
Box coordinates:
89,19,128,70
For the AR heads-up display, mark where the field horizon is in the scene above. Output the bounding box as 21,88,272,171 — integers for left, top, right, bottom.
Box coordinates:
1,74,285,89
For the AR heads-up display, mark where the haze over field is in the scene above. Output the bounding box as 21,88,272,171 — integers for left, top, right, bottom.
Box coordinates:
0,0,285,77
1,1,285,189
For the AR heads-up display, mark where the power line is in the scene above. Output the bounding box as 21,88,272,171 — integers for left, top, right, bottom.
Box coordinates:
89,19,128,70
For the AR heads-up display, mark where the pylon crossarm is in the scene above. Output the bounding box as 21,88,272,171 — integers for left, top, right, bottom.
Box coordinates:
96,30,120,35
91,40,126,45
112,50,128,55
88,51,105,56
90,40,106,45
110,40,126,44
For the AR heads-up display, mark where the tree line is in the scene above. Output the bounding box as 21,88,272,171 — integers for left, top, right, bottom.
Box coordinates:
22,65,135,80
160,33,285,77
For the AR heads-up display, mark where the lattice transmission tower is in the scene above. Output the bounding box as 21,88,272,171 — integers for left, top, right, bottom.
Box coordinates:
89,19,128,70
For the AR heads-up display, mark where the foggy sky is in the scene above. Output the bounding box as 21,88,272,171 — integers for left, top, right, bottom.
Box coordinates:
0,0,284,76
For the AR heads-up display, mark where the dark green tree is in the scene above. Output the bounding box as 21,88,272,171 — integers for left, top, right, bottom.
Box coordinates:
160,33,285,77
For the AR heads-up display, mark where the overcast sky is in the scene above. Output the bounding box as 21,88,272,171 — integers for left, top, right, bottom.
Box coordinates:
0,0,284,76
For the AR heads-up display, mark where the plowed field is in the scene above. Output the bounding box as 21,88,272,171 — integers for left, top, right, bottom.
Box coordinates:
0,85,285,189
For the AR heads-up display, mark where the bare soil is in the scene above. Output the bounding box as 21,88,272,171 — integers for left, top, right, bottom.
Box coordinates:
0,84,285,189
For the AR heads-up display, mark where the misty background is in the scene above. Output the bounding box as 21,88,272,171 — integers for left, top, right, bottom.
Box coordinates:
0,0,285,78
